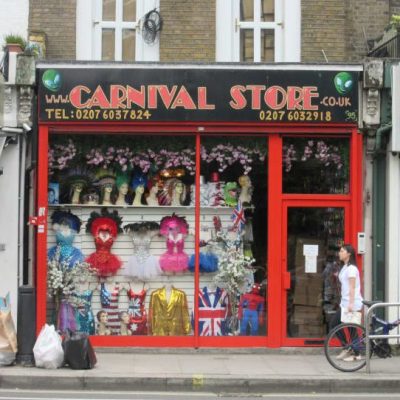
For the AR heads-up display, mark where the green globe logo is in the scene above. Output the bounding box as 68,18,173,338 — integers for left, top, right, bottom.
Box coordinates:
334,72,353,95
42,69,62,92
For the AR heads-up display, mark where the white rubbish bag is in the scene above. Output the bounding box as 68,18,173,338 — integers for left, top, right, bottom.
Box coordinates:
33,324,64,369
0,293,17,366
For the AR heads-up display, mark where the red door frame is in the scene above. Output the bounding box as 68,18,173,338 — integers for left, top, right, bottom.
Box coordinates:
281,200,351,346
35,123,362,347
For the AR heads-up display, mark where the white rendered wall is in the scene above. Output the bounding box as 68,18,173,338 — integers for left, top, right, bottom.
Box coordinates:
0,141,21,321
385,139,400,324
0,0,29,59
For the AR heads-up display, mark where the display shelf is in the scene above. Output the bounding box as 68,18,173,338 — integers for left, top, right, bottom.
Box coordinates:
48,204,254,210
48,204,239,210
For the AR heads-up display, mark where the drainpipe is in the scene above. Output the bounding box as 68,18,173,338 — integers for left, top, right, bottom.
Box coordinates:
372,124,391,306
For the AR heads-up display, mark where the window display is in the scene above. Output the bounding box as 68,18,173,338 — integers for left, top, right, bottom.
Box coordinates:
46,134,268,339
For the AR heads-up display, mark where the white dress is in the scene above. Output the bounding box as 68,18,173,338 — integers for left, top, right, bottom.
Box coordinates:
125,233,162,281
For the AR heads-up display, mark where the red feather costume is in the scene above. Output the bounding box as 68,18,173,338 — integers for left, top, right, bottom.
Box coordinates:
85,210,123,277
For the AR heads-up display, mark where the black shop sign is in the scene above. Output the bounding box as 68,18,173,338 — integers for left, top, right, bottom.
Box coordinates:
38,66,359,124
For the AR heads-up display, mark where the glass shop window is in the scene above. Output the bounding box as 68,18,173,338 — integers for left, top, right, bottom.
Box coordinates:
197,137,268,337
286,207,344,338
47,134,195,337
282,137,350,194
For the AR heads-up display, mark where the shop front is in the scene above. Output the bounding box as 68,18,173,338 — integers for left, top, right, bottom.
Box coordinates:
35,62,363,347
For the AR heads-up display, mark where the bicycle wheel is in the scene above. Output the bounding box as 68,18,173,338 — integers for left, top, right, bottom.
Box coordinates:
324,323,367,372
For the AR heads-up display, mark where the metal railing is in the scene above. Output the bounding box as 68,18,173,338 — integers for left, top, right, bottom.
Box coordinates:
365,302,400,373
368,34,400,58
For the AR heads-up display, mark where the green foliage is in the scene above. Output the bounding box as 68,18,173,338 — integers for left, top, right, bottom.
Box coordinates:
390,15,400,28
3,33,27,50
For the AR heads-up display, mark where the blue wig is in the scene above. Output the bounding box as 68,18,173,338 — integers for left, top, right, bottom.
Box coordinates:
131,173,148,191
50,210,82,233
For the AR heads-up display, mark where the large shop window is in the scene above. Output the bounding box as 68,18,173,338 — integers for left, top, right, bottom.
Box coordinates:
282,137,350,194
47,134,268,339
216,0,301,62
76,0,160,61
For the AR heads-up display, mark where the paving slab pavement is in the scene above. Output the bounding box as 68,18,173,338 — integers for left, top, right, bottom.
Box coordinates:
1,350,400,394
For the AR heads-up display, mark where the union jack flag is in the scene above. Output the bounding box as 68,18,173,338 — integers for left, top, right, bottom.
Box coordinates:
231,201,246,232
197,287,230,336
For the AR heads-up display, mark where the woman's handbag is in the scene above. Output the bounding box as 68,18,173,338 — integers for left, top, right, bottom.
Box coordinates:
341,308,362,325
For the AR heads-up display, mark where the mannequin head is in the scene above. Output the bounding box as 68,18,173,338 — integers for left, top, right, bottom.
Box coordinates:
120,311,130,325
97,310,108,324
51,210,81,246
238,175,251,188
164,178,186,205
116,173,130,195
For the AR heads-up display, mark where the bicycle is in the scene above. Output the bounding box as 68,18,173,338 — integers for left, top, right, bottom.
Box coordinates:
324,300,399,372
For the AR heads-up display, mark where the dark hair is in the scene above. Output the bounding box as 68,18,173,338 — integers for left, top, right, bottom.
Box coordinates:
340,243,357,266
97,310,107,322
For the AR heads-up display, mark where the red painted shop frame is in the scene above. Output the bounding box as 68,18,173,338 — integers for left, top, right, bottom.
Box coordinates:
35,122,363,348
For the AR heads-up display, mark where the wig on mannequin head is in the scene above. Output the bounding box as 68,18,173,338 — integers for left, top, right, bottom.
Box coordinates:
95,169,116,203
159,178,186,206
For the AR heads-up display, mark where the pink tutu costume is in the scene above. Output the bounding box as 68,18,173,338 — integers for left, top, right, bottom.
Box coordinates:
159,214,189,273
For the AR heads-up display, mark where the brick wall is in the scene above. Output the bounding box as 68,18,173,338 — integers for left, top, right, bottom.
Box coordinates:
29,0,76,60
390,0,400,16
301,0,347,62
346,0,390,61
301,0,391,62
160,0,215,62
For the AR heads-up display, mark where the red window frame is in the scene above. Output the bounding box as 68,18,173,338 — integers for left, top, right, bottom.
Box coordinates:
35,122,362,347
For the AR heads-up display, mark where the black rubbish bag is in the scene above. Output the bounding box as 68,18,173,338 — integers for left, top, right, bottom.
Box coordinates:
63,331,97,369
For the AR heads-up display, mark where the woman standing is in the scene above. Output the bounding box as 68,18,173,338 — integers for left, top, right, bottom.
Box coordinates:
329,244,363,362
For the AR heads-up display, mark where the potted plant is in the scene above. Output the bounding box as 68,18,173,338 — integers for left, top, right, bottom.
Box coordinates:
3,33,27,53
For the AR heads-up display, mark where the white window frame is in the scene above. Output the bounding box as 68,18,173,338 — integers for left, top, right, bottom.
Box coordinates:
216,0,301,62
76,0,160,61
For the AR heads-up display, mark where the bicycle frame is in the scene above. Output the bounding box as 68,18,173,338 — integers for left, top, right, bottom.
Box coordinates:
365,302,400,373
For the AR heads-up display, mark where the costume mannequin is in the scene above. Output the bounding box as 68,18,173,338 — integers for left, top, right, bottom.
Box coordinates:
115,173,130,206
238,284,265,336
99,280,120,334
148,284,191,336
131,173,148,206
124,222,162,281
127,282,148,335
101,184,114,205
197,285,230,336
71,182,84,205
75,283,95,335
96,169,116,205
63,168,92,205
146,182,160,206
82,188,100,205
238,175,253,205
85,209,123,277
96,310,111,336
47,210,84,269
171,180,186,206
159,214,189,273
160,178,186,206
119,311,133,335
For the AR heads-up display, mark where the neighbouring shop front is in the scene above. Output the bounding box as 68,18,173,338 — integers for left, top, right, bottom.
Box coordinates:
35,62,363,347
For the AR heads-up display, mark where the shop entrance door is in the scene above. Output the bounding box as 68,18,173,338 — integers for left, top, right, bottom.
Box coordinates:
281,202,350,346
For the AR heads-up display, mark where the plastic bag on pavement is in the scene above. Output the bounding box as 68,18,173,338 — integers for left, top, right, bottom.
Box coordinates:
0,293,17,366
63,330,97,369
33,324,64,369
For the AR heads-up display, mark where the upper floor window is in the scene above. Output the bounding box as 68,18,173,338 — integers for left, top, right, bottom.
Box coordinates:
216,0,301,62
76,0,159,61
95,0,137,61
